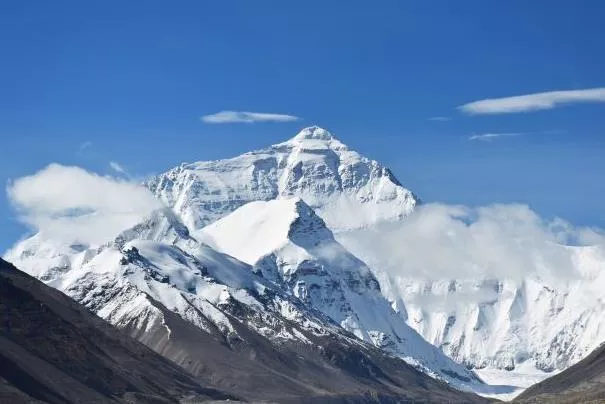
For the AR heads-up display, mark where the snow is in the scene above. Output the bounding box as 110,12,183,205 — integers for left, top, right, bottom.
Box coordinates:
337,226,605,393
6,126,605,399
200,197,488,390
198,199,300,265
5,206,360,349
475,361,558,401
147,126,417,232
3,232,89,281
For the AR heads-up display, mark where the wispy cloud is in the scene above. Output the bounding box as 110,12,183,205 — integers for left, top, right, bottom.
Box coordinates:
459,87,605,115
428,116,451,122
468,132,523,142
109,161,126,175
201,110,300,124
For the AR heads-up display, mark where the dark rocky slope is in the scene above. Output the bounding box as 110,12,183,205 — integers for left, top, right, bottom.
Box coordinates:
0,257,234,404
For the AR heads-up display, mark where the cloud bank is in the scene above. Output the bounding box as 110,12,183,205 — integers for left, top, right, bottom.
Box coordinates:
201,110,300,124
7,164,161,245
459,87,605,115
337,203,605,283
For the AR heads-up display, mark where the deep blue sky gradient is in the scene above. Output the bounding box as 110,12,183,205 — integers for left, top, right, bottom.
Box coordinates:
1,0,604,251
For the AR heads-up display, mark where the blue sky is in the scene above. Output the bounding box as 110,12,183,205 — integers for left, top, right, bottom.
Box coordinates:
1,0,605,251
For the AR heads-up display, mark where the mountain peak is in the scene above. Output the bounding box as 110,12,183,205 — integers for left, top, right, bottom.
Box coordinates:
198,198,333,266
147,126,418,231
291,126,338,142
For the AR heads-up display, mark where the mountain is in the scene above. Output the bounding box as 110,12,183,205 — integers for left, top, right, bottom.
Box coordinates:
336,226,605,394
142,126,605,398
143,126,605,394
4,213,489,402
198,197,491,390
515,341,605,403
0,257,233,403
147,126,418,232
12,125,603,399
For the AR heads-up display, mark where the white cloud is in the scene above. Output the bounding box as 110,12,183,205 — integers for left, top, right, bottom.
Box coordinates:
428,116,451,121
459,87,605,115
7,164,161,245
337,203,605,284
109,161,126,174
201,110,300,124
468,132,523,141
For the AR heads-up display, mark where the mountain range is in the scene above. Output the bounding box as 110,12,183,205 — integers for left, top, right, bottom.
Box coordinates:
5,126,605,402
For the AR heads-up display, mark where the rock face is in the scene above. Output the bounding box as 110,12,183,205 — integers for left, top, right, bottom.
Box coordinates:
0,258,233,404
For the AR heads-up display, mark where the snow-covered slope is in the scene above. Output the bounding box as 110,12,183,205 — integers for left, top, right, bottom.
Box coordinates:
198,197,490,389
147,126,418,232
4,211,492,402
145,126,605,397
7,125,605,400
337,227,605,395
7,216,332,346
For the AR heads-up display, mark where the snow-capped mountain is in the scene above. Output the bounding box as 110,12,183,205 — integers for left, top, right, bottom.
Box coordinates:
4,208,491,402
147,126,418,232
198,197,483,387
142,126,605,397
6,125,605,400
4,227,491,402
336,225,605,393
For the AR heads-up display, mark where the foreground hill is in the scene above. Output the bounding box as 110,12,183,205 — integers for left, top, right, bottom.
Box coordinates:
0,257,233,403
